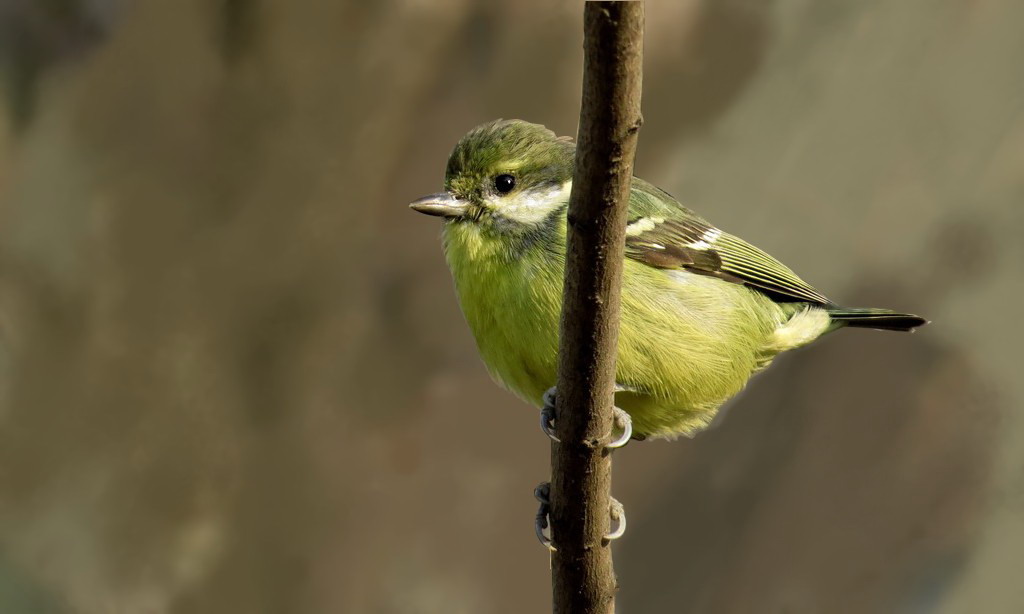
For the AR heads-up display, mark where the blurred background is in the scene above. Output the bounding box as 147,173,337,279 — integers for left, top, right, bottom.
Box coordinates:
0,0,1020,612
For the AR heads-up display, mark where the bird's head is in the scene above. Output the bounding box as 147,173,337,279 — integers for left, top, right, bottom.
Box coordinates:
410,119,575,234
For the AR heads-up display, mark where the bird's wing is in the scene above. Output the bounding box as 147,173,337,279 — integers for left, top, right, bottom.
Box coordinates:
624,180,832,305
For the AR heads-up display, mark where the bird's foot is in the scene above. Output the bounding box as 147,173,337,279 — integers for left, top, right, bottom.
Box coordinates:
534,482,626,549
605,496,626,542
534,481,555,551
540,387,559,442
606,406,633,449
541,386,634,449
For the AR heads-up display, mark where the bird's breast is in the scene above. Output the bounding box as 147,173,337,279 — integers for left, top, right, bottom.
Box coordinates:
441,223,564,405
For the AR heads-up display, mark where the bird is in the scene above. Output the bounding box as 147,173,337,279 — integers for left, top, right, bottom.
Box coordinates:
410,119,927,441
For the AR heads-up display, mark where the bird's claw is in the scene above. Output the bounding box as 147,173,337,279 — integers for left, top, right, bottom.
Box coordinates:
606,406,633,449
604,496,627,542
534,482,556,551
542,387,633,449
540,387,560,442
535,483,626,547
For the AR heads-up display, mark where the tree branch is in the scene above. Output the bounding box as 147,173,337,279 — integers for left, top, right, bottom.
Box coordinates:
551,3,643,614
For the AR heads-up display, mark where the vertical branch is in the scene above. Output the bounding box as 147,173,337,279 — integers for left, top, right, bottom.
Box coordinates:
551,2,643,614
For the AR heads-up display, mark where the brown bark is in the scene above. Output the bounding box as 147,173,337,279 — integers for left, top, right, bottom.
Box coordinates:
550,3,644,613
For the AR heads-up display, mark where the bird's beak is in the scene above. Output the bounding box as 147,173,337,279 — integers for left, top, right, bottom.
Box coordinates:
409,192,471,219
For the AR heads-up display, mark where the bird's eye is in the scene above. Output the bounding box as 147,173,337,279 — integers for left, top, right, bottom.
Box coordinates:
494,174,516,194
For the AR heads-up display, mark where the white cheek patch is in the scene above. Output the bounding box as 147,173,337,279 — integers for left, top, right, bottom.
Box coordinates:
497,180,573,225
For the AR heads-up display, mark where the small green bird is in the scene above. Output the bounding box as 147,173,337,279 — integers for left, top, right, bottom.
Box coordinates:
411,119,927,440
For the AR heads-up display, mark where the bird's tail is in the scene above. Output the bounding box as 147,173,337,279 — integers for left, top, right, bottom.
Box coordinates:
826,307,929,332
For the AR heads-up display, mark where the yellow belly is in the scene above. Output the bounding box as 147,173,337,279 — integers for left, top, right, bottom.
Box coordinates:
443,222,794,438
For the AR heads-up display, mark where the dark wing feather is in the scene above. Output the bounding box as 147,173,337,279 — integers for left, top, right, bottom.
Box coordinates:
625,217,832,305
